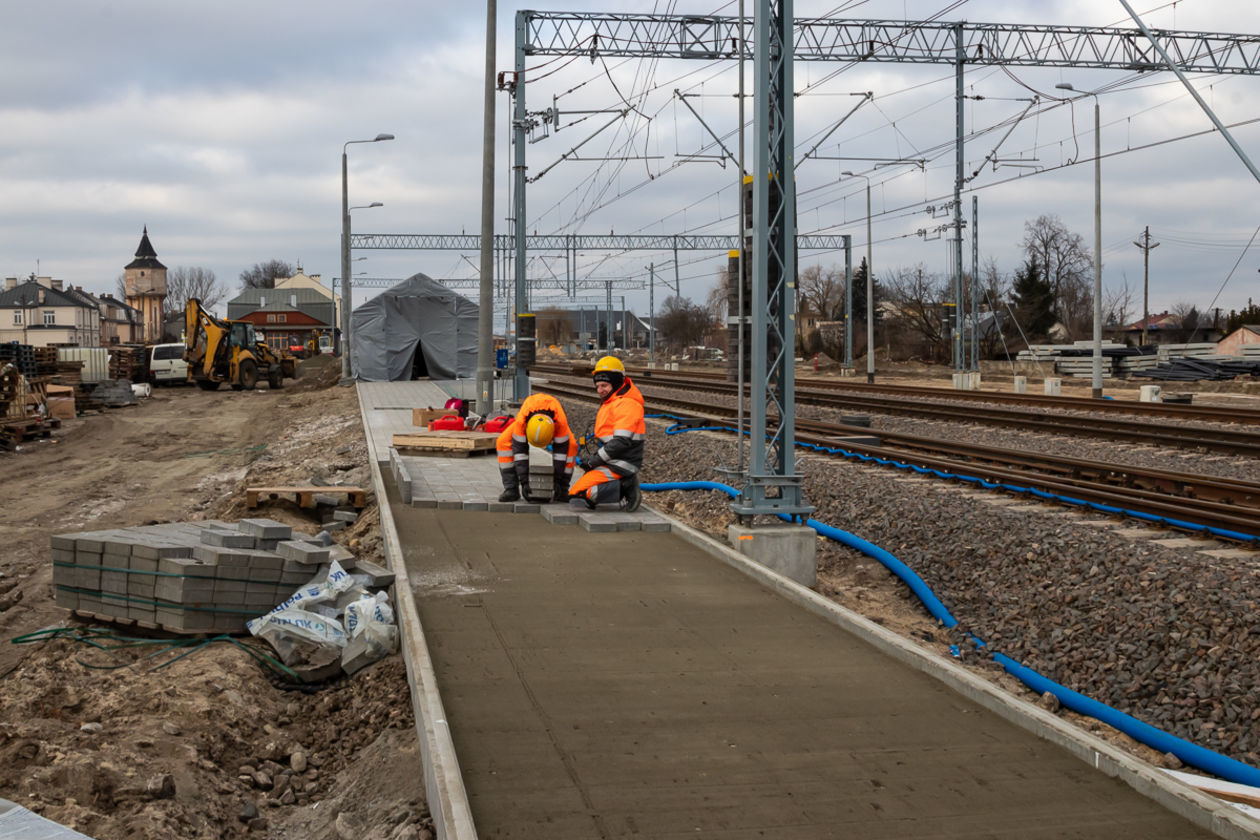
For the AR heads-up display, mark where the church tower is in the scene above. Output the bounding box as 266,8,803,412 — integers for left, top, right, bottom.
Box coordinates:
124,226,168,343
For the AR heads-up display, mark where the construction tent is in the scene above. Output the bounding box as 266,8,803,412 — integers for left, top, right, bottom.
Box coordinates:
350,273,479,381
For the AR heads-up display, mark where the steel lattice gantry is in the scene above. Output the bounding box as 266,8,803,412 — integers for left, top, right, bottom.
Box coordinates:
350,233,850,251
520,13,1260,73
511,9,1260,517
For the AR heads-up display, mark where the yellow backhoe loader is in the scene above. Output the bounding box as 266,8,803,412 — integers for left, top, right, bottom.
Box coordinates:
183,299,296,391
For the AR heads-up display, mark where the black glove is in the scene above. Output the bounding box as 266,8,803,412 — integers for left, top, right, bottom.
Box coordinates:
578,454,595,471
553,478,569,502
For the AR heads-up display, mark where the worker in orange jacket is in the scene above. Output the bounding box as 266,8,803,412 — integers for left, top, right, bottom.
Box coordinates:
496,392,577,503
569,356,645,511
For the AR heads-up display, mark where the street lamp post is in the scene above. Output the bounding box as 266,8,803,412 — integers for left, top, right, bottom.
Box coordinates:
341,134,394,383
842,171,875,382
1056,84,1103,398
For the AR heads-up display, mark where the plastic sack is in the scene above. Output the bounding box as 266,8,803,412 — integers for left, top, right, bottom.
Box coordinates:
247,608,347,648
264,560,355,616
344,591,395,639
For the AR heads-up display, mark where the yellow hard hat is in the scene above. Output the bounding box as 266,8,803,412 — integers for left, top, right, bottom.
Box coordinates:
593,356,624,374
592,355,625,388
525,413,555,448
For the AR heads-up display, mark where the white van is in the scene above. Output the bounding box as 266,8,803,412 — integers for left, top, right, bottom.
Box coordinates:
149,343,189,385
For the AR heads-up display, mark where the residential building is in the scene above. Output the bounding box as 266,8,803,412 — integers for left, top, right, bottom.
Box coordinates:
97,295,143,345
226,271,339,353
1217,324,1260,356
0,276,102,347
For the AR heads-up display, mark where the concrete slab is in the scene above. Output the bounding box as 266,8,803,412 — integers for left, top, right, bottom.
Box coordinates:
1114,527,1172,539
393,507,1223,840
1197,548,1260,560
1153,538,1220,550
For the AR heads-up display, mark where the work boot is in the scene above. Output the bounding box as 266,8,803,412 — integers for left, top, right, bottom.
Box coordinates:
619,474,641,513
498,472,520,503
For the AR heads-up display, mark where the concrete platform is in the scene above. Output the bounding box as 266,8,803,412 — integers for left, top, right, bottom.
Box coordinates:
357,380,1257,840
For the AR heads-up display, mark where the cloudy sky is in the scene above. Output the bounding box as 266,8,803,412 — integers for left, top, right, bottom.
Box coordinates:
3,0,1260,329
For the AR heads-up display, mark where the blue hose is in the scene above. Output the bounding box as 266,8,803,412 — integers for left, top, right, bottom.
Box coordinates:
653,415,1258,545
642,476,1260,789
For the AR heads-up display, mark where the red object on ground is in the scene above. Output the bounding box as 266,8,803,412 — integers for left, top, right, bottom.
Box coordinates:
482,415,511,434
429,415,467,431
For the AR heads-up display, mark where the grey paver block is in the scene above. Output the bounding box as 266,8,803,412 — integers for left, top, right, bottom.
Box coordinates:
579,516,619,533
277,540,331,565
200,528,255,548
238,518,292,540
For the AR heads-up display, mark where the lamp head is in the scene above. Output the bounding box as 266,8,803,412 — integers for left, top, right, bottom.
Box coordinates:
374,133,395,142
1055,82,1075,91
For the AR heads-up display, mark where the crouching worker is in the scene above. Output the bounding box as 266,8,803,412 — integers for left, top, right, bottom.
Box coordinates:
496,393,577,503
569,356,645,512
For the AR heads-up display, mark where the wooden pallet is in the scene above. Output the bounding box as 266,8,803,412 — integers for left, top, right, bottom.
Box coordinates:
392,431,498,456
245,485,368,509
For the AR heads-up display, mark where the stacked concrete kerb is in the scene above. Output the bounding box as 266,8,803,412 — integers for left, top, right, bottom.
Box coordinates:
51,518,358,635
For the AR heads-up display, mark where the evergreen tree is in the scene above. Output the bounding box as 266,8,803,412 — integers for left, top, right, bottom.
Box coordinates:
1011,258,1055,338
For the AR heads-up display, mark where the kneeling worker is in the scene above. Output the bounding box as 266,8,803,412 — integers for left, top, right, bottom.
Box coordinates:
496,393,577,503
569,356,645,511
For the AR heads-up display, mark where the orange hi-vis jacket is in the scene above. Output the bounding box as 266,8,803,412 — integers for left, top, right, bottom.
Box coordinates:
570,377,645,498
495,392,577,483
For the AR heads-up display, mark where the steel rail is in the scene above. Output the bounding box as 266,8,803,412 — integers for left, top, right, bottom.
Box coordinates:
641,367,1260,427
534,364,1260,455
538,379,1260,537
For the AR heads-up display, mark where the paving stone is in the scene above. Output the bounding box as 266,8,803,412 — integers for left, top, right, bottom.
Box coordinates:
238,518,292,540
277,541,331,565
578,516,619,533
200,528,255,549
351,559,395,589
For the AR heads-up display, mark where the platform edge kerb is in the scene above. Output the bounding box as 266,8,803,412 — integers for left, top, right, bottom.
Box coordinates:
358,382,478,840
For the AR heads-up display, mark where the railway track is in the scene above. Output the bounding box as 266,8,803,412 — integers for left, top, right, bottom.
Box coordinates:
537,376,1260,539
533,363,1260,456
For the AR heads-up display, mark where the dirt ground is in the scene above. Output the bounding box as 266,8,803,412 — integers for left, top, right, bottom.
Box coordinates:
0,356,431,840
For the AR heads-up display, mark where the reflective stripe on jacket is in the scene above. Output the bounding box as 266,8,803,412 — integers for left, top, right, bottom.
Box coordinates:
495,392,577,479
588,377,645,477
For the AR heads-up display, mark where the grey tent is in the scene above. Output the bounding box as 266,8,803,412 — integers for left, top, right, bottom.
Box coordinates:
351,273,479,381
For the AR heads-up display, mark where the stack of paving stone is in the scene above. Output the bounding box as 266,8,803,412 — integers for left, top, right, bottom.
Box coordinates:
51,519,357,635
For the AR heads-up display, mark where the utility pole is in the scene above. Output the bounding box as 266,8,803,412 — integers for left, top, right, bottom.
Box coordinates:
1133,226,1160,346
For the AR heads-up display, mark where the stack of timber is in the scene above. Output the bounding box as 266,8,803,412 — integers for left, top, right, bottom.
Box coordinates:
392,429,497,456
53,358,85,388
0,366,61,450
0,343,36,377
32,346,59,377
109,344,149,382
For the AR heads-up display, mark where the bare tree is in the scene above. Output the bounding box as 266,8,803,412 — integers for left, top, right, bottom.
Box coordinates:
1170,300,1206,342
975,258,1011,359
165,267,226,314
655,295,713,353
239,260,295,290
705,269,729,324
1101,278,1134,341
798,263,845,323
881,264,951,361
1020,214,1093,338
